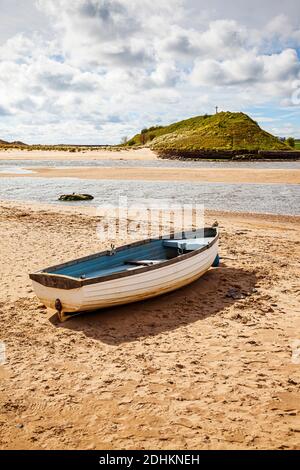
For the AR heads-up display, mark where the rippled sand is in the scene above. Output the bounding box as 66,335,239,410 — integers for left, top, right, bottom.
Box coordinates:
0,201,299,450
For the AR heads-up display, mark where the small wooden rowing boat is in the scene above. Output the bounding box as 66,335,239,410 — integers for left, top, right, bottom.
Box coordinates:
30,228,219,322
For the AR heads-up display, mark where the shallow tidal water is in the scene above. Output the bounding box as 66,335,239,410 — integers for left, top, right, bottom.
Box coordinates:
0,176,299,216
0,159,300,170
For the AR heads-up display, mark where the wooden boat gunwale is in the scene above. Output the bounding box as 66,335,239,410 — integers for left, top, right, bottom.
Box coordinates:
30,229,219,291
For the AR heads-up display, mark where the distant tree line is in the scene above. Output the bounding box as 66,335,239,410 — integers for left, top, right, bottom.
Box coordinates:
286,137,295,148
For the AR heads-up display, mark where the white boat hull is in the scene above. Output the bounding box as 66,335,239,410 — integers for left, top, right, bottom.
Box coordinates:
31,240,218,321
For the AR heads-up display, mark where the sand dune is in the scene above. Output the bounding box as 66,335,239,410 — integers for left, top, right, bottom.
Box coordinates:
0,201,299,450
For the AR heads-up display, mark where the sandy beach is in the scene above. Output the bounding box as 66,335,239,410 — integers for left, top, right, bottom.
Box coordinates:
1,167,299,185
0,201,299,450
0,148,157,161
2,0,300,455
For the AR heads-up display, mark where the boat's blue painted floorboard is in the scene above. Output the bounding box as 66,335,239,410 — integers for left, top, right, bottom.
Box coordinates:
46,235,213,280
49,240,167,279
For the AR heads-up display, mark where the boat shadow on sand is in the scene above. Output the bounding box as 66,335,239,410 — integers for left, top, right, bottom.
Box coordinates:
51,265,258,346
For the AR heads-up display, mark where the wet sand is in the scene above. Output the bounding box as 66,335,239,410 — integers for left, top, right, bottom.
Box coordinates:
1,167,300,184
0,148,157,161
0,201,299,450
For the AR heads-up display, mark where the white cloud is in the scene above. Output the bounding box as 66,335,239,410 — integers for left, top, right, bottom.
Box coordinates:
37,0,183,68
265,14,300,47
191,49,300,87
0,0,299,142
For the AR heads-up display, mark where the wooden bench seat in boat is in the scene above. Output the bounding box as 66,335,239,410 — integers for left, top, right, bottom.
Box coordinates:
163,238,215,251
79,260,167,279
125,260,166,267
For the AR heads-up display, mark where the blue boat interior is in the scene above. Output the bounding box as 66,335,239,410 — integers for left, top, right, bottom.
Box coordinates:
46,233,216,281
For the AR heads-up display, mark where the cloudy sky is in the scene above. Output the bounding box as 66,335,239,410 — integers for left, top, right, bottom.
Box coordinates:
0,0,300,144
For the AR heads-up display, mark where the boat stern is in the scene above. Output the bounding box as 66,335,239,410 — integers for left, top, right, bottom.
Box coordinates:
30,278,84,316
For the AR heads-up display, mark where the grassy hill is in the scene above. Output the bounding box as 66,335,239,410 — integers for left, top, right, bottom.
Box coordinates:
0,139,28,147
126,112,290,153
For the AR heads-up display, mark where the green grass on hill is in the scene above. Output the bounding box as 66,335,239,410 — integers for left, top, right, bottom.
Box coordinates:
126,112,290,152
295,140,300,150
